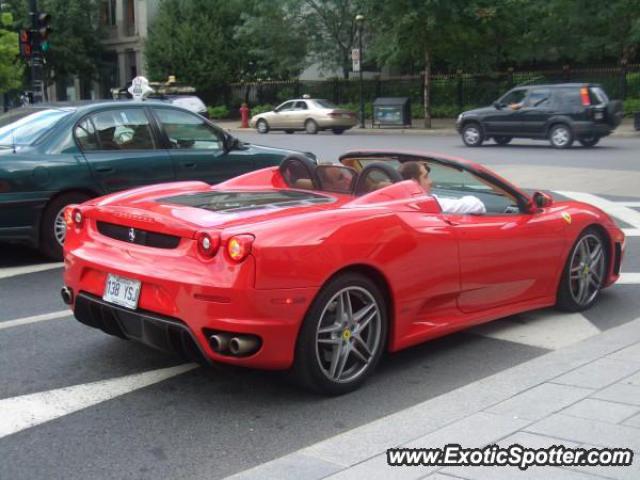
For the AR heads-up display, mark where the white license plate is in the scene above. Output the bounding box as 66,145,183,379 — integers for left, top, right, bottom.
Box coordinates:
103,274,141,310
594,112,603,120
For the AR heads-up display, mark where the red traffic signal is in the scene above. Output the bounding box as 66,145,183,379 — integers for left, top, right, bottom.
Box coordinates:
19,29,32,58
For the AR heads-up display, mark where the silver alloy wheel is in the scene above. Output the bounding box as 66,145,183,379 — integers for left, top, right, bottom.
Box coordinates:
315,286,382,384
569,234,605,306
551,126,570,147
54,207,67,246
463,126,480,145
257,120,268,133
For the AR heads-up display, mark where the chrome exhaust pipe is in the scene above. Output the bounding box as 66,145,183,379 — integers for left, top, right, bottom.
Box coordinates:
60,287,73,305
229,336,260,356
209,333,231,353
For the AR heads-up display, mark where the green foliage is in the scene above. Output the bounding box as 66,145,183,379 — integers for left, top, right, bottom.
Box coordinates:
337,102,373,118
37,0,103,84
249,104,275,115
146,0,246,91
0,13,22,92
207,105,230,119
234,0,308,80
624,98,640,116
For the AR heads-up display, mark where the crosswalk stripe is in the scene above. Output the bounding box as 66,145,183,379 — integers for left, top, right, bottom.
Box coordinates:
619,273,640,285
0,363,198,439
0,310,71,331
0,263,63,280
555,191,640,229
469,310,600,350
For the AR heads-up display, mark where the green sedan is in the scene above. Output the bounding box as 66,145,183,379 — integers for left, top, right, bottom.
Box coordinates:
0,101,313,259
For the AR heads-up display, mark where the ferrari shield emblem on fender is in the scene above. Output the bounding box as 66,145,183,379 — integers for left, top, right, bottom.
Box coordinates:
561,212,572,224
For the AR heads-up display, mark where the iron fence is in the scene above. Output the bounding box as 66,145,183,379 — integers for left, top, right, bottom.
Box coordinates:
208,64,640,117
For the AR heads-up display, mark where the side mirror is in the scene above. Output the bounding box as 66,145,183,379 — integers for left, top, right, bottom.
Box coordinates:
493,101,504,110
532,191,553,209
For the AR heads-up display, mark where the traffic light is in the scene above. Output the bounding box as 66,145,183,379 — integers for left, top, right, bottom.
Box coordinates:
19,29,32,58
37,12,52,52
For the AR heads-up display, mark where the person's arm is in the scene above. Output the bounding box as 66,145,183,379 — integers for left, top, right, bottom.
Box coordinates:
438,196,486,214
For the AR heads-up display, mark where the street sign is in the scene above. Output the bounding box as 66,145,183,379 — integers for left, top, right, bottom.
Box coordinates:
351,48,360,61
352,59,361,73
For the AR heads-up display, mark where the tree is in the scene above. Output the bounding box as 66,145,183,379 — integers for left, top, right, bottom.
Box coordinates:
234,0,308,81
367,0,469,127
0,12,23,92
300,0,368,79
145,0,247,92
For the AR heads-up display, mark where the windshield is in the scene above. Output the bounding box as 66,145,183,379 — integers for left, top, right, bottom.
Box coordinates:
313,99,337,109
0,108,73,146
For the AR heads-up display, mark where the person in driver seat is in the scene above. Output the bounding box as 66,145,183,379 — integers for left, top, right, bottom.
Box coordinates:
399,161,486,214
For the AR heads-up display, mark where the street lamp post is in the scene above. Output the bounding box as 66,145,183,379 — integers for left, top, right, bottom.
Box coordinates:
355,14,364,128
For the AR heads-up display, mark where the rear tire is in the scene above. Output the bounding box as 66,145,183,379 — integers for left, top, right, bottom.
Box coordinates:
40,192,91,260
494,136,512,145
579,136,600,147
305,119,319,134
462,123,484,147
293,273,387,395
556,228,607,312
549,124,574,149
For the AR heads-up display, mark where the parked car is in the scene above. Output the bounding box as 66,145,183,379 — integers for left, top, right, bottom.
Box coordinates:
456,83,624,148
0,101,313,259
62,150,624,395
250,97,357,134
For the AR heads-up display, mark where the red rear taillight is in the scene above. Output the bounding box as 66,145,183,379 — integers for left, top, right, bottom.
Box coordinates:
580,87,591,106
64,205,83,229
197,232,220,258
227,234,254,262
328,112,340,118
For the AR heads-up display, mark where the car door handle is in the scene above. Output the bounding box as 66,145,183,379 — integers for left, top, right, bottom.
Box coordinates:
95,167,114,173
182,162,196,168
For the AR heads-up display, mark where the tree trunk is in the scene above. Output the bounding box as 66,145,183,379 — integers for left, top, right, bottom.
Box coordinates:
423,48,431,129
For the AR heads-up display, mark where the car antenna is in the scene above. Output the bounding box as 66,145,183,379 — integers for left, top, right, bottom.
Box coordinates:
11,128,16,154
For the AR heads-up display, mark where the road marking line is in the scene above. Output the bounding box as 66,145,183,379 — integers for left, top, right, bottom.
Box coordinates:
555,191,640,229
469,311,600,350
619,273,640,285
0,363,198,439
619,202,640,207
0,263,63,280
623,228,640,237
0,310,71,331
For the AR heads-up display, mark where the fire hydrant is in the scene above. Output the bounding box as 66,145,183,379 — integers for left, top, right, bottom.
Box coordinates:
240,103,250,128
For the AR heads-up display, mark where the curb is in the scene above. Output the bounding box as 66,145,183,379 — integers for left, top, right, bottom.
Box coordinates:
224,316,640,479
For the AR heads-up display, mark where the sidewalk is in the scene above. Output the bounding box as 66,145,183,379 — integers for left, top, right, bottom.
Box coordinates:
216,118,638,138
225,316,640,480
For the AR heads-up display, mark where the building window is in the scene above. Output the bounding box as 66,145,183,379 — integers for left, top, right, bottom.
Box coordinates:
127,50,137,80
100,0,116,26
125,0,136,36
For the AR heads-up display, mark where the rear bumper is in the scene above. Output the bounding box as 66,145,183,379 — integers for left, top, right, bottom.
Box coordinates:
64,242,318,370
571,122,613,137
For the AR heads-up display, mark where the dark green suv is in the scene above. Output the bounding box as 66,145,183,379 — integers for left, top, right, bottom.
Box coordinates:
456,83,623,148
0,101,312,259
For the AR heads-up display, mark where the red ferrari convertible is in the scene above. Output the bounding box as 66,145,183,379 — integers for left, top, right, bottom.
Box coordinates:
62,151,625,394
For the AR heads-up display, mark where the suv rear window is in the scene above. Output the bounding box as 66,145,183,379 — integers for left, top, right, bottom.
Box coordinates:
589,87,609,105
553,88,582,108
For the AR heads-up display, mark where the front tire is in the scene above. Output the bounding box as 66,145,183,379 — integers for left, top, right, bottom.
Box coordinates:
462,123,484,147
256,119,270,134
579,136,600,147
549,124,574,149
40,192,91,260
293,273,387,395
305,119,319,134
556,228,607,312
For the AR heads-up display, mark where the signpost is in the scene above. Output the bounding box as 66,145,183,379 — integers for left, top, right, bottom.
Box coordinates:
352,48,361,73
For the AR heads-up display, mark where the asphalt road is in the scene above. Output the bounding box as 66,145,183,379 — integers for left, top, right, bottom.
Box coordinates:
1,133,639,479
